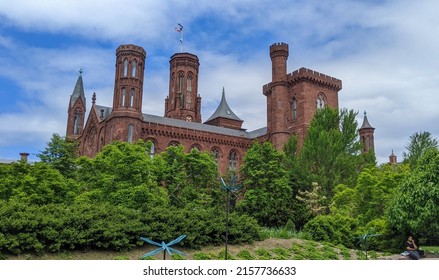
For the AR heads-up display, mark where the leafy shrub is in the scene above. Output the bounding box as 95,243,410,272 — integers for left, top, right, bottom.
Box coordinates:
303,214,358,247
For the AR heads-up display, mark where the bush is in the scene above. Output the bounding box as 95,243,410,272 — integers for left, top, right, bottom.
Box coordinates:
0,201,261,255
303,214,358,247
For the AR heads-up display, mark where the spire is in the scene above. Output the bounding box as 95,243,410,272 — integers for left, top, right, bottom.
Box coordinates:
360,110,374,129
69,69,86,109
206,87,242,122
389,150,397,164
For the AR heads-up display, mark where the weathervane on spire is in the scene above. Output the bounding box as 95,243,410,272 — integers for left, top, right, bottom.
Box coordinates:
175,23,184,52
79,68,83,76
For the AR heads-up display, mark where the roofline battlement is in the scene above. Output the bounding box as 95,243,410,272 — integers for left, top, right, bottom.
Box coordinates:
288,67,342,90
116,44,146,58
270,42,289,58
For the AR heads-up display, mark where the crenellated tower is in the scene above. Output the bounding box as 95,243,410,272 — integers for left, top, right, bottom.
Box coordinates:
111,44,146,118
263,42,290,149
165,53,201,123
66,69,86,140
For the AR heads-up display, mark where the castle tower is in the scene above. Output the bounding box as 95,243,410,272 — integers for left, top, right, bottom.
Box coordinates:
264,42,290,149
165,52,201,123
359,111,375,153
389,150,397,165
111,44,146,118
66,69,86,140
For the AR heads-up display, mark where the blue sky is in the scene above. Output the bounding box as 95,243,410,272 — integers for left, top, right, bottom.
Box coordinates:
0,0,438,164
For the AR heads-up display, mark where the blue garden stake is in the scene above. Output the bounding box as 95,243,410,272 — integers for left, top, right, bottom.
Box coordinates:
220,176,242,260
356,232,381,260
140,234,187,260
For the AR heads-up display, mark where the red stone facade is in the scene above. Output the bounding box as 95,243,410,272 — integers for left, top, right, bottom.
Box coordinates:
66,42,369,174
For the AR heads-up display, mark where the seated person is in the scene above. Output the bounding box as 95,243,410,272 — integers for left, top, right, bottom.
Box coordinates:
405,236,425,260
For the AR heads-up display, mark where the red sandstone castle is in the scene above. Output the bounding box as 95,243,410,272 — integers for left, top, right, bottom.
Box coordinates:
66,42,374,174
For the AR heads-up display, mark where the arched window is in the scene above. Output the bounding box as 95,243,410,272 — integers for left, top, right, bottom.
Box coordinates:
317,93,326,109
168,141,180,147
177,72,184,93
211,147,220,171
187,73,192,93
131,60,137,77
190,144,201,151
229,150,238,171
149,142,155,159
130,89,135,107
292,97,297,121
121,88,126,107
128,124,134,143
73,108,82,134
123,59,128,77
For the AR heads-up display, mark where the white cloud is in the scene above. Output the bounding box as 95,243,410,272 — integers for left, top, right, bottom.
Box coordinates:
0,0,438,165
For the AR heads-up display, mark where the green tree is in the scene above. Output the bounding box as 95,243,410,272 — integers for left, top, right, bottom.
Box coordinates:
300,107,363,200
388,147,439,244
75,141,168,210
402,131,438,168
37,133,78,178
237,142,293,227
153,145,220,207
0,161,77,205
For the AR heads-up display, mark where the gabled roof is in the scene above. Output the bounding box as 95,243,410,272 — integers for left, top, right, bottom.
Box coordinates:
69,70,86,109
205,88,242,122
360,111,374,129
94,104,266,139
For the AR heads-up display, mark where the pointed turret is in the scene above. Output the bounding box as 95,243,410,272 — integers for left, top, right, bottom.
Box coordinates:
204,88,243,130
66,69,86,140
359,111,375,153
389,150,397,165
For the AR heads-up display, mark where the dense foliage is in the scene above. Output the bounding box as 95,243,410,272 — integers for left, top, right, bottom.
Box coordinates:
388,148,439,244
1,112,438,256
0,140,260,255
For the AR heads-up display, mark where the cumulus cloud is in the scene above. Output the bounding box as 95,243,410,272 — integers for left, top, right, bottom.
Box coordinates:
0,0,438,164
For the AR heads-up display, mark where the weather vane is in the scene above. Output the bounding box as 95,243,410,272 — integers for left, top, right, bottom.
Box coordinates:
220,175,242,260
174,23,184,52
140,234,187,260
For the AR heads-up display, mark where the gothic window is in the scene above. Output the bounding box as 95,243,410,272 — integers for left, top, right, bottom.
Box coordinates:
186,95,191,109
211,147,220,171
292,97,297,121
177,72,184,93
187,73,192,93
130,89,135,107
123,59,128,77
73,108,82,134
128,124,134,143
229,150,238,171
168,141,180,147
190,144,201,151
149,141,155,159
121,88,126,107
132,60,137,77
317,93,326,109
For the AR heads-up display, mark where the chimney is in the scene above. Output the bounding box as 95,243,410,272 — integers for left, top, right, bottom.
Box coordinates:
19,152,29,162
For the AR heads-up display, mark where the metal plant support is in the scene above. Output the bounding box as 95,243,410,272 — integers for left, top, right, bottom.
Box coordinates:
356,232,381,260
140,234,187,260
220,176,242,260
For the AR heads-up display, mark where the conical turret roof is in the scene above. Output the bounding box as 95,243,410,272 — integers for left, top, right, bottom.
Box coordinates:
206,87,242,122
360,111,374,129
69,69,86,109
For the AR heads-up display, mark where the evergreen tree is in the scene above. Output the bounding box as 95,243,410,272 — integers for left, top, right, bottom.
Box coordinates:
402,131,438,168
